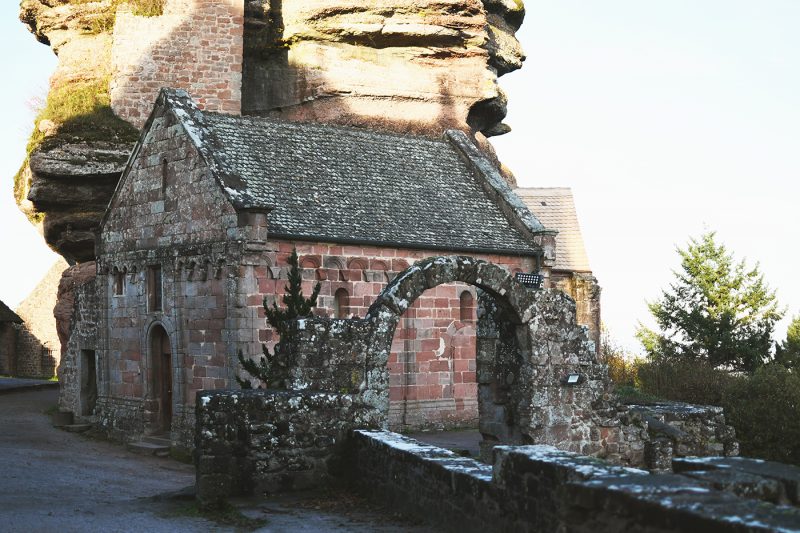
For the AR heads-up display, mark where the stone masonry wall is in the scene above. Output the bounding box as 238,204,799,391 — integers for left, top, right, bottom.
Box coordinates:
552,271,601,355
349,430,800,533
248,242,536,432
58,269,98,418
0,325,14,375
195,389,383,505
631,402,739,471
111,0,243,127
13,259,69,377
11,325,56,378
94,102,252,446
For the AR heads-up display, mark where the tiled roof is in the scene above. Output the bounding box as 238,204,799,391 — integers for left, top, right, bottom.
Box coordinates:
515,188,591,272
195,111,543,256
0,300,22,323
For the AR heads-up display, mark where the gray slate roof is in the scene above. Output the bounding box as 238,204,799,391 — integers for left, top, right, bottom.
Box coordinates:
199,111,542,255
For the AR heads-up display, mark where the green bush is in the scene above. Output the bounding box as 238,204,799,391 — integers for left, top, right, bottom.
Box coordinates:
605,351,641,388
637,358,736,406
636,358,800,465
33,78,138,144
722,365,800,465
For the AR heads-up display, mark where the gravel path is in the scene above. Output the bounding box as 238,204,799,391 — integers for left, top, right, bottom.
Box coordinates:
0,388,435,533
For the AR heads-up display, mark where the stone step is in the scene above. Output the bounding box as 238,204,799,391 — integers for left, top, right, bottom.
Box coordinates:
142,435,172,447
62,423,92,433
127,440,170,457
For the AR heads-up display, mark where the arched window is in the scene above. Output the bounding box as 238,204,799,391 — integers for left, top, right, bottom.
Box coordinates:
459,290,474,322
333,288,349,319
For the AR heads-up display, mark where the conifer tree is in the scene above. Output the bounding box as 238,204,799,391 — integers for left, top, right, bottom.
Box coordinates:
236,248,321,388
775,314,800,370
637,232,783,372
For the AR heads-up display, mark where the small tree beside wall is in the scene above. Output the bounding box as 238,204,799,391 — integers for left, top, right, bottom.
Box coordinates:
236,248,320,389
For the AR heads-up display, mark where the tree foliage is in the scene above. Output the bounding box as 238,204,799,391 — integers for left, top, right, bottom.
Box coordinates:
637,232,783,372
775,314,800,370
236,248,321,388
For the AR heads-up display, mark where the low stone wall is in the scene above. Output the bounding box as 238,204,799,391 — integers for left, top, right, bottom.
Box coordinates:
350,430,800,533
195,389,382,507
623,402,739,472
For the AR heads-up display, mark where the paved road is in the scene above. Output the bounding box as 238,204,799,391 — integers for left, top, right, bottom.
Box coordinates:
0,389,435,532
0,377,58,394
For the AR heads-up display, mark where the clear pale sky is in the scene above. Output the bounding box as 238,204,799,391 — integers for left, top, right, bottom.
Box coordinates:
1,1,797,352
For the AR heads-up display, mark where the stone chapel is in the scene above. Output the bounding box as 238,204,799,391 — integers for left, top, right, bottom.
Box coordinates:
58,88,579,447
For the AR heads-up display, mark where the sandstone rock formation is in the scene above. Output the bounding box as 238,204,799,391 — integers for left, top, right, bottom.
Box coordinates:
242,0,525,136
17,0,526,262
19,0,138,262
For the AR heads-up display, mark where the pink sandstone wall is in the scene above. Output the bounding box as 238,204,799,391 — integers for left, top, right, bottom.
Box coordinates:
255,242,536,431
111,0,243,127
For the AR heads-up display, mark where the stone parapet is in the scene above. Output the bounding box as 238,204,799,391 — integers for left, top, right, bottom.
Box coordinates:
350,430,800,532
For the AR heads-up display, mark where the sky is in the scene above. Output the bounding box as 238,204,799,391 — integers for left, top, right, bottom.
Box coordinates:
0,1,797,352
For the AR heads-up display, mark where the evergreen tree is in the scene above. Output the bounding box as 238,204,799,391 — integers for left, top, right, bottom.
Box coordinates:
637,232,783,372
775,314,800,370
236,248,321,388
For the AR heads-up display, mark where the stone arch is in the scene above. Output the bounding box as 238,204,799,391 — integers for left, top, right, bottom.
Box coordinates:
347,258,368,270
300,255,321,269
364,256,540,456
366,256,535,330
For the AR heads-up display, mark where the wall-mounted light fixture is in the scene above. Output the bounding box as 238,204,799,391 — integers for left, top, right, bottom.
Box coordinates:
515,272,544,289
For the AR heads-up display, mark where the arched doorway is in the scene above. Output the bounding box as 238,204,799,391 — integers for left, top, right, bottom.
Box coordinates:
149,324,172,433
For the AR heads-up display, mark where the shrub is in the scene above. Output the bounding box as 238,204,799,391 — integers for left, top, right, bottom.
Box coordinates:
636,357,800,465
236,248,321,388
606,351,641,388
722,365,800,465
636,357,736,406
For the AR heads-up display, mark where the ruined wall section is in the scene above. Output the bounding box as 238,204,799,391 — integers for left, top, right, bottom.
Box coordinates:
248,241,537,432
111,0,244,128
551,271,601,354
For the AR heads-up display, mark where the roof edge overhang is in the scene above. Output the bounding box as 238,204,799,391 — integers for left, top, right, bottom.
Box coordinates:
443,130,557,247
266,232,541,259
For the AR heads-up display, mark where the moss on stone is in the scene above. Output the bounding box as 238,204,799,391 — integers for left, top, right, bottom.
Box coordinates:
14,76,139,223
71,0,165,35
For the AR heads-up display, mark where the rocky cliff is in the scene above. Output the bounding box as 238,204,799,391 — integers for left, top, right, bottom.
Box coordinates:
17,0,525,262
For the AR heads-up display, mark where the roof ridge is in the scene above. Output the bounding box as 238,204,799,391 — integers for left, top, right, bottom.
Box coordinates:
203,111,450,144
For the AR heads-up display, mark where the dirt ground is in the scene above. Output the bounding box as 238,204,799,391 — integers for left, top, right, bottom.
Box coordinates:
0,388,436,532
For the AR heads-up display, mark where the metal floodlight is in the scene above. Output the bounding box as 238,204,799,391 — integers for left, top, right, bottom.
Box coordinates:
562,373,583,386
515,272,544,289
